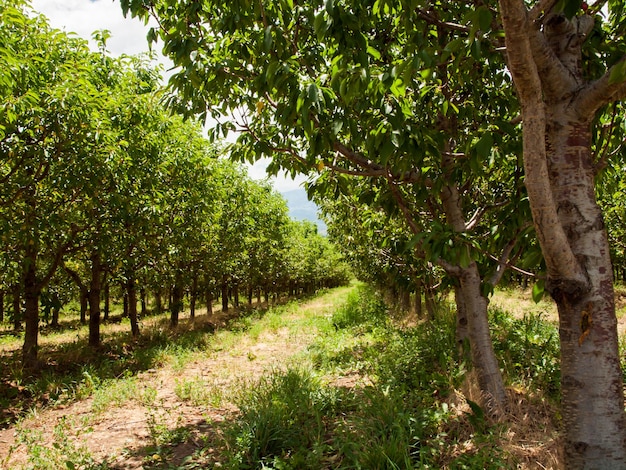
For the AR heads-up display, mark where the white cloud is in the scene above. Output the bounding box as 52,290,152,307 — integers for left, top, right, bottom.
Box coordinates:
28,0,313,197
30,0,154,57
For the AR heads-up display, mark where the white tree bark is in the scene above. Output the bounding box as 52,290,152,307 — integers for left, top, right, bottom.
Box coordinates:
498,1,626,467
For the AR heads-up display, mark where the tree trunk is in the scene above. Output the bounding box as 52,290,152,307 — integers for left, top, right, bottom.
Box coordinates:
190,275,198,319
103,279,110,321
154,288,163,315
127,276,139,336
140,288,147,316
88,251,102,348
413,279,423,319
79,288,88,324
22,244,40,369
233,284,240,308
0,290,4,323
546,120,626,467
221,281,229,312
12,283,21,331
123,288,129,318
457,264,506,411
498,3,626,464
205,288,213,316
51,306,60,328
440,173,506,411
170,280,183,327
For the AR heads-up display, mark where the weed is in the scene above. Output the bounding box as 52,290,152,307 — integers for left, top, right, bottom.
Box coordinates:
490,307,561,400
174,376,225,407
331,284,388,331
11,417,107,470
144,405,191,463
224,368,344,469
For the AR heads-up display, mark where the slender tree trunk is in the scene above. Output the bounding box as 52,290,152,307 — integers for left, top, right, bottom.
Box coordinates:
413,279,423,319
79,288,88,324
88,251,102,348
127,276,139,336
103,279,110,321
12,283,21,331
205,287,213,316
400,287,411,313
441,175,506,410
154,288,163,315
0,290,4,323
247,286,253,306
424,283,437,320
233,284,240,308
190,275,198,319
170,278,183,328
140,288,147,317
51,306,60,328
22,244,40,369
221,280,229,312
457,264,506,410
123,288,129,318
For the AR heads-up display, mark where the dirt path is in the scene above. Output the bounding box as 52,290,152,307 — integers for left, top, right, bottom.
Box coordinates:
0,294,342,469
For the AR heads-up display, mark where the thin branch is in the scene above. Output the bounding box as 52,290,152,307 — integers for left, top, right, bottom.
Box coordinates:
488,222,532,286
575,55,626,118
465,200,509,231
416,9,470,33
387,175,421,236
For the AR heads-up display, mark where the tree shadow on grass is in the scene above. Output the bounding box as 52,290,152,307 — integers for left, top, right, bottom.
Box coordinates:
0,293,316,429
101,412,236,470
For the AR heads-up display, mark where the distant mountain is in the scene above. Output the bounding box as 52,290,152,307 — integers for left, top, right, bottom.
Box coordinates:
281,188,327,235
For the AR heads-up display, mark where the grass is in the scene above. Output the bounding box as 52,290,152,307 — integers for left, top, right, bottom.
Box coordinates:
0,283,577,469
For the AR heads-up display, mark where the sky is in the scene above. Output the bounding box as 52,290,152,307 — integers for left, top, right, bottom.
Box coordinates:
28,0,309,193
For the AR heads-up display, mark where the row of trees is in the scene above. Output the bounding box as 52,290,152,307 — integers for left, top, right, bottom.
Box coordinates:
120,0,626,466
0,2,349,369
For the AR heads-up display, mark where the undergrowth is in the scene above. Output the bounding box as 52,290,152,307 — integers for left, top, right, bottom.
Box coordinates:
208,284,560,469
2,284,564,469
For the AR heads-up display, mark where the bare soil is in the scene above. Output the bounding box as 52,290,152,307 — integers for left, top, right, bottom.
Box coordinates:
0,295,337,469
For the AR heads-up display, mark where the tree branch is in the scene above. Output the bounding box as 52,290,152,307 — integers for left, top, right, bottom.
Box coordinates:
574,55,626,119
498,0,588,291
416,9,470,33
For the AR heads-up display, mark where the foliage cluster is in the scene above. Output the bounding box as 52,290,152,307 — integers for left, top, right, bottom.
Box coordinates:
211,285,558,469
0,1,350,369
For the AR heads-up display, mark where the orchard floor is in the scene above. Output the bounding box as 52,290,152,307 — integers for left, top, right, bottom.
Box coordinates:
0,291,344,469
1,285,626,469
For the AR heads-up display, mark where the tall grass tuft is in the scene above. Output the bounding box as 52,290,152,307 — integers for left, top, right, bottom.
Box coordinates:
490,307,561,400
224,367,347,469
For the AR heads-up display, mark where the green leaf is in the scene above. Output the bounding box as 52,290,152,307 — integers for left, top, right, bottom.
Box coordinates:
263,26,273,52
367,45,381,60
474,133,493,158
608,60,626,85
459,247,471,268
532,279,545,303
476,6,493,32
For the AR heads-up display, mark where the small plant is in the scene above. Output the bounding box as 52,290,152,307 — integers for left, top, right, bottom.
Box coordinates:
490,307,561,400
174,377,224,407
12,417,106,469
144,405,192,464
223,368,344,469
331,285,388,331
